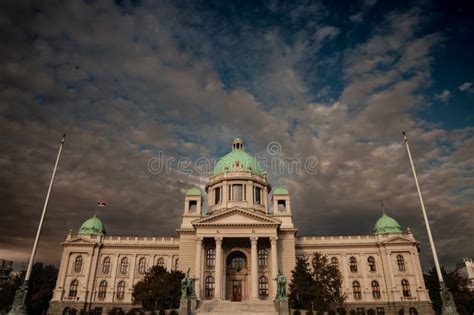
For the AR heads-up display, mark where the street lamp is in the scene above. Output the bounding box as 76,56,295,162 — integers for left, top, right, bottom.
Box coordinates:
9,134,66,315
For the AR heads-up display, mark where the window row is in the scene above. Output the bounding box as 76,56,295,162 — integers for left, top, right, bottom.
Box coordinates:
346,307,418,315
212,185,263,204
75,256,174,275
305,254,407,274
205,249,268,267
68,280,127,300
347,255,406,273
351,279,411,300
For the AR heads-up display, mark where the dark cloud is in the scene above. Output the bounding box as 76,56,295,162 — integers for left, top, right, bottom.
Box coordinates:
0,0,472,270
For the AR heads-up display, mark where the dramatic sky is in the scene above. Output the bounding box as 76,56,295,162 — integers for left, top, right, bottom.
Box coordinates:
1,0,473,270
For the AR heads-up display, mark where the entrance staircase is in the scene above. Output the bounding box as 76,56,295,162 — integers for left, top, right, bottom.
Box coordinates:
196,299,277,315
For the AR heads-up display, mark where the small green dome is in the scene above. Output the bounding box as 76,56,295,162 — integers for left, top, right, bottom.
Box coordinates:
213,138,263,176
273,187,289,195
373,212,402,235
186,187,201,196
78,215,106,236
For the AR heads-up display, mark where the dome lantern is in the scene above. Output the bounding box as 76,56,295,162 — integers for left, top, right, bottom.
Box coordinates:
232,137,245,151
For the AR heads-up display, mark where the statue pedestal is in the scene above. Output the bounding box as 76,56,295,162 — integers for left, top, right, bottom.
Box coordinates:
190,298,198,311
274,299,289,315
441,287,459,315
179,298,189,315
179,297,198,315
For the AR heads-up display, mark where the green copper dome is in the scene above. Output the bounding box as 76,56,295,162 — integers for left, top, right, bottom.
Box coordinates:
78,215,106,236
186,187,201,196
273,187,289,195
212,138,263,176
373,212,402,235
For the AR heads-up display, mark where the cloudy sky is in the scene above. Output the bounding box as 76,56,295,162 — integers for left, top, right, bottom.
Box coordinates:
0,0,472,270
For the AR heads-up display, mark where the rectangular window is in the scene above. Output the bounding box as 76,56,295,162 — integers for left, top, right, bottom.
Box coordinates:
189,200,197,212
254,187,262,204
214,187,221,204
232,184,243,201
277,200,286,212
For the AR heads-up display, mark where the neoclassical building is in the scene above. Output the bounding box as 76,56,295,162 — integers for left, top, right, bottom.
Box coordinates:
48,138,434,315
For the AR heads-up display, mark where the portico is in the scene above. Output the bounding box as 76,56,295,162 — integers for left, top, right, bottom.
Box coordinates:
192,230,280,301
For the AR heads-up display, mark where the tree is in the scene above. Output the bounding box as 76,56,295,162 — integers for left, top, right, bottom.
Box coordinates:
289,253,345,312
132,265,184,311
0,262,58,314
424,266,474,315
26,262,58,315
0,272,23,312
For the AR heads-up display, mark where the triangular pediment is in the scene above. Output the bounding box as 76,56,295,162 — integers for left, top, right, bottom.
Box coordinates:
62,236,97,246
381,235,416,245
193,207,281,226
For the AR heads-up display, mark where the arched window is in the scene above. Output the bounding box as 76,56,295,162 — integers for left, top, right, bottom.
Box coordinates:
349,256,358,272
102,257,111,274
397,255,406,271
331,257,339,270
206,249,216,267
69,280,78,297
74,256,83,273
259,276,269,296
120,257,128,274
258,249,268,266
352,281,362,300
157,257,165,268
401,279,411,297
371,280,381,299
138,258,146,274
174,259,179,270
409,307,418,315
228,252,247,270
368,256,376,272
205,276,214,298
116,281,125,300
98,280,107,300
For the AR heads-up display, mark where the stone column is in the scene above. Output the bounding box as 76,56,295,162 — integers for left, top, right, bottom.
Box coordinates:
270,237,278,298
194,237,203,299
215,237,223,299
251,237,259,300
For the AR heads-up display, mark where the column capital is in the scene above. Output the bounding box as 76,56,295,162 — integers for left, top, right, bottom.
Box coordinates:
250,237,258,245
196,237,203,243
270,236,278,244
215,237,223,245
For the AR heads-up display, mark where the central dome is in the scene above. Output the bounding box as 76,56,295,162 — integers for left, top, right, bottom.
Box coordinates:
213,138,263,176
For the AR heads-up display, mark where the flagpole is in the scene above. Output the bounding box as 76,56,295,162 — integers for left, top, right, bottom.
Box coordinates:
9,134,66,315
402,132,458,315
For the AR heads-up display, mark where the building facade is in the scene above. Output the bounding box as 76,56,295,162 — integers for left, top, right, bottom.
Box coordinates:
457,258,474,291
48,138,434,315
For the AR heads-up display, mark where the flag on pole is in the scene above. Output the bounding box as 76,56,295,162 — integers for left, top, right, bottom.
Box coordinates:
97,201,107,207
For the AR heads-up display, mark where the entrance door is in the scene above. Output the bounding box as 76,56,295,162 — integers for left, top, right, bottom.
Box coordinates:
232,280,242,301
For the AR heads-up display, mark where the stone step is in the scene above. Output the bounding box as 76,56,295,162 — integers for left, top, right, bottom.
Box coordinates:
197,300,278,314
